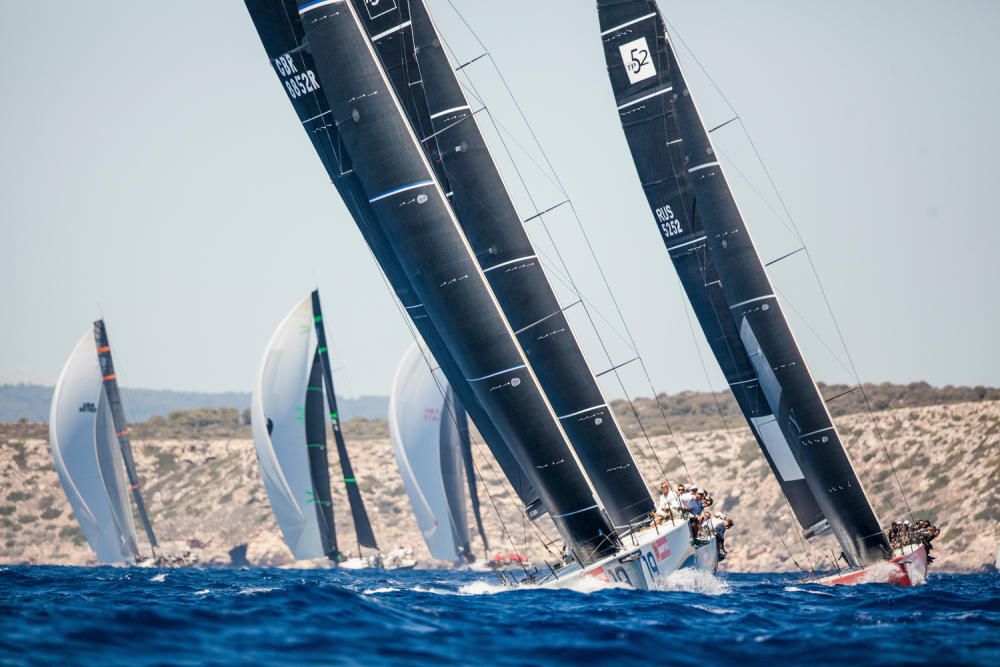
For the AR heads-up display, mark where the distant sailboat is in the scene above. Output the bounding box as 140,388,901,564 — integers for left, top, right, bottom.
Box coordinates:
389,343,490,566
251,290,380,565
597,0,927,585
49,320,158,565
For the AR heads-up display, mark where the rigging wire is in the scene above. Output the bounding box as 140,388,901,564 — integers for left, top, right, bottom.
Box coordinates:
439,0,696,485
662,18,915,522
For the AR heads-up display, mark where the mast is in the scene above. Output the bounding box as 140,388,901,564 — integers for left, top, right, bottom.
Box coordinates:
244,0,543,519
407,0,654,531
453,390,490,554
597,1,889,566
293,0,616,563
311,290,379,551
595,0,826,535
93,319,159,557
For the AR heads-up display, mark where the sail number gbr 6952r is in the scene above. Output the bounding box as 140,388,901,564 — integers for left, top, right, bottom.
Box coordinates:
273,54,321,99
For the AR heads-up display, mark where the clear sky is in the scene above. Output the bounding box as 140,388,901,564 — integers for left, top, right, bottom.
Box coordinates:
1,1,997,398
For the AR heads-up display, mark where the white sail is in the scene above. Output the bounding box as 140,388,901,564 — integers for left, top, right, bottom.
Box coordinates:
49,329,138,564
251,296,325,560
389,343,467,562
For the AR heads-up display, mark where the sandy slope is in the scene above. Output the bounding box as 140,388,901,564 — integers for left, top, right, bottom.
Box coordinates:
1,401,996,572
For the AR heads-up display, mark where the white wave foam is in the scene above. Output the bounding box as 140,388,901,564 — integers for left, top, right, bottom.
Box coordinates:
783,585,835,597
362,586,400,595
193,589,211,596
692,603,736,615
237,586,277,596
150,573,168,583
653,568,731,595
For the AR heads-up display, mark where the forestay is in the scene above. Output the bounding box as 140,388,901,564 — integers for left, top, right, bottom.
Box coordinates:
49,329,139,564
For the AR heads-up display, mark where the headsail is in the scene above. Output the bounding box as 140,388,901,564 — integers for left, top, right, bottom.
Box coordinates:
251,296,337,560
244,0,543,518
389,343,475,563
49,327,140,564
597,1,889,566
407,0,654,531
284,0,615,563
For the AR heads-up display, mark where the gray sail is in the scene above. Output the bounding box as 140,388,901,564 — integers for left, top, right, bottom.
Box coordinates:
258,0,616,563
597,1,888,566
243,0,543,519
596,0,825,534
407,0,654,530
49,329,140,564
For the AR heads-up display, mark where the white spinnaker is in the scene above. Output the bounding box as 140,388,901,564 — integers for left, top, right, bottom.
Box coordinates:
389,343,462,562
49,329,138,564
251,295,324,560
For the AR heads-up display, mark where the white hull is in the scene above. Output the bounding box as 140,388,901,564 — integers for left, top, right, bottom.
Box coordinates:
538,520,718,590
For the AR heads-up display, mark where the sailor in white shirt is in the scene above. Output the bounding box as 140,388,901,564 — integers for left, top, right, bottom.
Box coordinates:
657,482,681,515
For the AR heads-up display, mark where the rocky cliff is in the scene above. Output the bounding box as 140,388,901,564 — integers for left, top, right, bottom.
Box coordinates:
1,400,996,573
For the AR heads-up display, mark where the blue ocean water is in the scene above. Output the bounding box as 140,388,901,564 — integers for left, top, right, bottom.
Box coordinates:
0,566,996,666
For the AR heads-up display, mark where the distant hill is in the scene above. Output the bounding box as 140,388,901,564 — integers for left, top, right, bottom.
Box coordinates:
0,384,388,422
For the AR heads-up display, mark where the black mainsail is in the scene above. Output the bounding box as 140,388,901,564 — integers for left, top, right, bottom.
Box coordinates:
312,290,379,550
244,0,542,519
407,0,654,530
252,0,617,563
596,1,889,566
303,347,339,557
94,320,159,554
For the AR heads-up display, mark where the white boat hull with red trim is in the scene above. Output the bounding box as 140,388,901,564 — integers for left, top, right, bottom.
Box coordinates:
814,543,928,587
538,520,718,590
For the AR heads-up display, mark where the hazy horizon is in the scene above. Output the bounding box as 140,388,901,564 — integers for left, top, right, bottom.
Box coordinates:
2,1,997,398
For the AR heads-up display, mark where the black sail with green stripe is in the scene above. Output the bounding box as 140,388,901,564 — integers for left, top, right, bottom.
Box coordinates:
312,290,378,550
304,348,338,557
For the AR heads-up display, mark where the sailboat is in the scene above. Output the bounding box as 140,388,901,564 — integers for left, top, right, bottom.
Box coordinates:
244,0,718,589
251,290,382,567
389,343,490,567
49,320,160,565
596,0,927,586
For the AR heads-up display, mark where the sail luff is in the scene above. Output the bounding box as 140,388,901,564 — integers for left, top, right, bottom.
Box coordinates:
243,0,543,517
296,0,616,563
311,290,379,551
93,320,158,554
595,0,827,533
407,0,654,530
